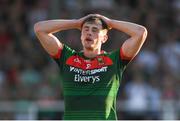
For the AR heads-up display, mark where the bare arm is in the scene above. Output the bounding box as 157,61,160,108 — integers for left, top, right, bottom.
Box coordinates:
96,14,147,58
34,19,81,56
109,20,147,58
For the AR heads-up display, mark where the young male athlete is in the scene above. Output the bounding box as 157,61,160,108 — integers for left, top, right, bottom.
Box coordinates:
34,14,147,120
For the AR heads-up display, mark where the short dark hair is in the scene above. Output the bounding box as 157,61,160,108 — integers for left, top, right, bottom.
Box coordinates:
82,16,109,30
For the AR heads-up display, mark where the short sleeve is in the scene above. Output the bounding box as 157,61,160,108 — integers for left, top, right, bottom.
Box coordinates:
50,44,75,71
119,47,133,70
111,47,133,73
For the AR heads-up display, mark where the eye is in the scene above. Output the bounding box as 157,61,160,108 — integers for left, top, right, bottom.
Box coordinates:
92,28,98,32
83,26,89,32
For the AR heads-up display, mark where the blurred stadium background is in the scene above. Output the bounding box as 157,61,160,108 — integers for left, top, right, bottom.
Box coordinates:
0,0,179,120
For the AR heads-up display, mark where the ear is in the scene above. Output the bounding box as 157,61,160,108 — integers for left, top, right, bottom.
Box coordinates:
102,34,108,44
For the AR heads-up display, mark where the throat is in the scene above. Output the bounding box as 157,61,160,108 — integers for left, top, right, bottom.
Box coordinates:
84,51,98,59
82,49,104,59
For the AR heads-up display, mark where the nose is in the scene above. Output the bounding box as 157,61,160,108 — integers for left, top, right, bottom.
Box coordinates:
87,30,92,37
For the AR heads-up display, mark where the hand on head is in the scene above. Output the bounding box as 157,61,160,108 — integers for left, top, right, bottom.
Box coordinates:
77,14,112,30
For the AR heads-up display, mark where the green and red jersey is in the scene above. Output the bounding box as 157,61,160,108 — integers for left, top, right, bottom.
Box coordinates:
51,45,131,120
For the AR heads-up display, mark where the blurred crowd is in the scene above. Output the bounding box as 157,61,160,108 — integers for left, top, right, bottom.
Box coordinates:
0,0,179,120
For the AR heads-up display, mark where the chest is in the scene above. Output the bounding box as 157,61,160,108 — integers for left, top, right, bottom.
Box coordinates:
62,55,116,85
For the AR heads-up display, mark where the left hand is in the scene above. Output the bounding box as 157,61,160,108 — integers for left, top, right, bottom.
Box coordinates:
93,14,112,30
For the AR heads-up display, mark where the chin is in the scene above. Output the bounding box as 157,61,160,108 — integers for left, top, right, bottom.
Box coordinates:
85,46,94,51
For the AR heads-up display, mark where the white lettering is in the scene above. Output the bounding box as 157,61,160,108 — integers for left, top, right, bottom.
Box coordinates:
74,74,79,82
95,76,100,82
70,66,108,84
86,64,91,69
70,66,74,71
74,74,100,83
69,66,108,75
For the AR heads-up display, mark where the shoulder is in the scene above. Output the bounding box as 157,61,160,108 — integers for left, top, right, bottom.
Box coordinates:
51,44,76,59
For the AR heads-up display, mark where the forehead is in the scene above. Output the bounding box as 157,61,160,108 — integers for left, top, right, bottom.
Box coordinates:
82,22,103,29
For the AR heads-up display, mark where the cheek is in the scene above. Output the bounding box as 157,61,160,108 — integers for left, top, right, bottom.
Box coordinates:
92,33,99,39
81,32,85,40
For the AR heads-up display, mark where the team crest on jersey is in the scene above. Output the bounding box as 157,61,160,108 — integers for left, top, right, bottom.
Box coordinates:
73,58,81,64
66,55,113,70
97,57,104,65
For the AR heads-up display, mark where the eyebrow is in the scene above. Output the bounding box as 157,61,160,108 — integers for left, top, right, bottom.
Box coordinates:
83,26,89,29
83,25,100,31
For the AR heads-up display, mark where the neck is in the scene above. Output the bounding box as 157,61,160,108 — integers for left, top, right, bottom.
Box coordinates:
83,48,101,58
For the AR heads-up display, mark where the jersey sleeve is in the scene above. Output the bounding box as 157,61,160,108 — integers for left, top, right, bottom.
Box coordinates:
50,44,75,71
112,47,134,73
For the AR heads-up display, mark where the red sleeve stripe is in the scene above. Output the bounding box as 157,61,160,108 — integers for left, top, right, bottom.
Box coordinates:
120,47,133,60
50,48,62,59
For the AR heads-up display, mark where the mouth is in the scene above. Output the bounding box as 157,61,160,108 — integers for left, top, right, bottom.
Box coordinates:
85,37,93,42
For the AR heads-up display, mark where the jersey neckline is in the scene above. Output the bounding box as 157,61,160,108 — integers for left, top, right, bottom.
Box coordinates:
79,50,107,60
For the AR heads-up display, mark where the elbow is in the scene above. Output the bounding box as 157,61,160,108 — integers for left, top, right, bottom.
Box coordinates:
137,26,148,39
34,22,43,34
140,26,147,36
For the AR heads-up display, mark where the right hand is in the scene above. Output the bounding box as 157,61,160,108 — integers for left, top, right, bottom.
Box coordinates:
76,14,95,30
76,14,112,30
